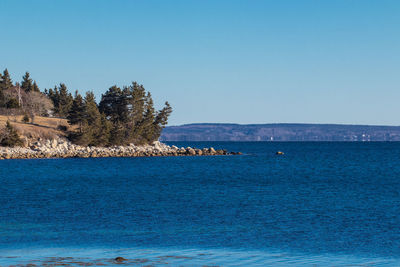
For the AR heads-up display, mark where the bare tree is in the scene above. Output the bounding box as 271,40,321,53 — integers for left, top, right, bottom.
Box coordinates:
23,91,53,123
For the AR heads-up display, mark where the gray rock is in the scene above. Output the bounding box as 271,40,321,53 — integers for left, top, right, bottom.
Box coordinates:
186,147,196,156
51,139,58,148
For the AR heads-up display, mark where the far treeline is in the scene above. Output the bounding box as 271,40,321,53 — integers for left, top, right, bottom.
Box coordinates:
0,68,172,146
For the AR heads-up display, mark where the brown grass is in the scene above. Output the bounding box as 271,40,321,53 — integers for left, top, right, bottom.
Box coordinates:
0,115,74,140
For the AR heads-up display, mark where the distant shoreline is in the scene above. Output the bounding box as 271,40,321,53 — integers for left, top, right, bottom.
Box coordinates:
161,123,400,142
164,140,400,142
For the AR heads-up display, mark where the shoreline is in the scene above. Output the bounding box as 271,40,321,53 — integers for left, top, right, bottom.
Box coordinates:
0,246,396,266
0,140,240,160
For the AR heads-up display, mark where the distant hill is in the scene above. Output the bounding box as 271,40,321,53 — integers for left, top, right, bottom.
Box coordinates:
160,123,400,141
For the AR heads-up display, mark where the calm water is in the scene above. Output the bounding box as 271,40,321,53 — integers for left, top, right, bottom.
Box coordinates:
1,142,400,266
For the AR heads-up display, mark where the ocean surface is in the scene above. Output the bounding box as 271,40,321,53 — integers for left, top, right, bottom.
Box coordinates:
1,142,400,266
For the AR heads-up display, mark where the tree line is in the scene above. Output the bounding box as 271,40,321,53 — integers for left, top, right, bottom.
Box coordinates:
0,69,52,118
0,68,172,146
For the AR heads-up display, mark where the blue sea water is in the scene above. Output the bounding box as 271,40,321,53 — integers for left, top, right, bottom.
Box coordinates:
1,142,400,266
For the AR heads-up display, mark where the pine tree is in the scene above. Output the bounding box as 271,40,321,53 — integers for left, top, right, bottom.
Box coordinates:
83,91,102,146
32,81,40,92
99,86,129,123
109,121,126,145
127,82,146,140
0,91,5,107
21,72,33,92
46,87,59,111
131,83,146,121
6,98,20,109
57,83,73,117
153,101,173,139
67,91,85,132
99,86,119,121
22,113,30,123
0,72,5,107
0,121,23,147
140,92,156,143
0,69,13,91
94,113,112,146
84,91,101,125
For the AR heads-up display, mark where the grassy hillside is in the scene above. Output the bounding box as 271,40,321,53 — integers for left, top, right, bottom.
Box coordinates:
0,115,71,140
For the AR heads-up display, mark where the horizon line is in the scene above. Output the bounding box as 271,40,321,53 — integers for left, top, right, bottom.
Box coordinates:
167,122,400,128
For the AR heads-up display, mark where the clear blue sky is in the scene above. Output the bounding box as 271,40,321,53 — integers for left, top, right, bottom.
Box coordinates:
0,0,399,126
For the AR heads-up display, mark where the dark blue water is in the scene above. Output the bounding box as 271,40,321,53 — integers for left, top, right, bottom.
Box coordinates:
1,142,400,266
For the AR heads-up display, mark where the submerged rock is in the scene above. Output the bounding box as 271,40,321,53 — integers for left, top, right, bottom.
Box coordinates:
114,257,127,262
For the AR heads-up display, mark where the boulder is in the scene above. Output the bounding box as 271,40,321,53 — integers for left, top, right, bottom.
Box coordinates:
216,149,225,155
186,147,196,156
22,137,29,147
114,257,127,262
45,139,51,147
51,139,58,148
209,147,216,154
178,148,186,154
153,141,162,149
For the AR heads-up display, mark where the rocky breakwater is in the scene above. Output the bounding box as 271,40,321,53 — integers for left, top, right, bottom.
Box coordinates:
0,140,241,160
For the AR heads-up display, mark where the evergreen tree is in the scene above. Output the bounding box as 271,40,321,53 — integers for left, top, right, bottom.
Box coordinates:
126,82,146,140
130,82,146,122
153,101,173,139
0,69,13,91
21,72,33,92
32,81,40,92
67,91,85,132
95,113,112,146
46,87,59,110
82,91,103,146
6,98,20,109
109,121,126,145
0,73,5,107
22,113,30,123
84,91,101,125
140,92,156,143
57,83,73,117
0,90,5,107
99,86,129,123
98,82,172,145
0,121,23,147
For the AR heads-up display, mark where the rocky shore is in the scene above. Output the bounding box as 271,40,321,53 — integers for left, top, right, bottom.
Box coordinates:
0,139,241,160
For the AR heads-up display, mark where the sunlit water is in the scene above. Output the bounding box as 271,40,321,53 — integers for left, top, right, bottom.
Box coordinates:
1,142,400,266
